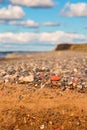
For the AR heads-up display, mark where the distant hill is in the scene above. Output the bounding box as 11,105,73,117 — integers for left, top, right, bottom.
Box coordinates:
55,43,87,51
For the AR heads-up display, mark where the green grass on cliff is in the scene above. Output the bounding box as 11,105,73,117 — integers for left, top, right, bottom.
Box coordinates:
55,44,87,51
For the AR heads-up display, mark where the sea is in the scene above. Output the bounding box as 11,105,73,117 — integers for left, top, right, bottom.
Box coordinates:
0,51,41,58
0,52,13,58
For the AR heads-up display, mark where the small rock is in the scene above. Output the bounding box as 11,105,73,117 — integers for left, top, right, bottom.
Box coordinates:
49,121,52,125
76,120,81,126
5,78,10,83
77,85,83,90
40,124,45,129
61,86,66,91
68,81,73,85
74,68,78,73
54,127,61,130
19,75,34,83
50,76,60,81
19,95,24,100
1,71,6,76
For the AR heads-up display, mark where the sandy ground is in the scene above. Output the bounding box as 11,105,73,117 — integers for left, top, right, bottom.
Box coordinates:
0,51,87,130
0,84,87,130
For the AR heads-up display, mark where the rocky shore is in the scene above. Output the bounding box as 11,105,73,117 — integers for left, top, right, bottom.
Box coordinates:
0,51,87,130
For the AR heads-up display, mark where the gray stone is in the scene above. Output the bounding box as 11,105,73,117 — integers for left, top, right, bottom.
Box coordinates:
19,75,34,83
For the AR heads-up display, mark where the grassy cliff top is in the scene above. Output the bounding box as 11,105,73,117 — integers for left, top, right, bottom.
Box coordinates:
55,43,87,51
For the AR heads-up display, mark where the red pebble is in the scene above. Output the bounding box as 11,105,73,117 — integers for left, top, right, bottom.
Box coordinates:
54,127,61,130
50,76,60,81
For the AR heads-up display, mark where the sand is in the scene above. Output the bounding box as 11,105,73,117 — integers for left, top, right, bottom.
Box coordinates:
0,51,87,130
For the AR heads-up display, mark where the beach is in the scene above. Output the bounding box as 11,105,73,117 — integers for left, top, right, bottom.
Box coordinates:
0,51,87,130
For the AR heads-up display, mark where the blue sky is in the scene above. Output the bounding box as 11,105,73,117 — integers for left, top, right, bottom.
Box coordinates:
0,0,87,51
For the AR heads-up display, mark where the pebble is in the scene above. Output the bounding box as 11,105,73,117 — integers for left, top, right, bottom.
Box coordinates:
76,120,81,126
54,127,61,130
73,68,78,73
50,76,60,81
18,75,34,83
49,121,53,125
1,71,6,76
0,51,86,93
61,86,66,91
40,124,45,129
77,85,83,90
19,95,24,100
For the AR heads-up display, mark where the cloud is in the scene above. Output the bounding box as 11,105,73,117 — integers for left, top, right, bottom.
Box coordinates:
0,19,61,28
8,20,40,28
39,32,87,43
61,2,87,17
43,22,60,27
0,31,87,44
10,0,55,8
0,5,25,20
0,32,38,44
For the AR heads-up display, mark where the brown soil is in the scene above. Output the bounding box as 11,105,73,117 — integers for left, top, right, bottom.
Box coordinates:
0,83,87,130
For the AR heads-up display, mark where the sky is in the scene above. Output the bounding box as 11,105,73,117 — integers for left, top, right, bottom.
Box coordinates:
0,0,87,51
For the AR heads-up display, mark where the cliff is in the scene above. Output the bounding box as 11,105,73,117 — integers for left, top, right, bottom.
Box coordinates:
55,43,87,51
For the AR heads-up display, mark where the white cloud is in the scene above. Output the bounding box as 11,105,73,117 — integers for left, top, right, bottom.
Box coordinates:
9,21,60,28
9,20,39,28
39,32,87,43
61,2,87,17
0,5,25,20
0,32,38,44
10,0,55,8
43,22,60,26
0,31,87,44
